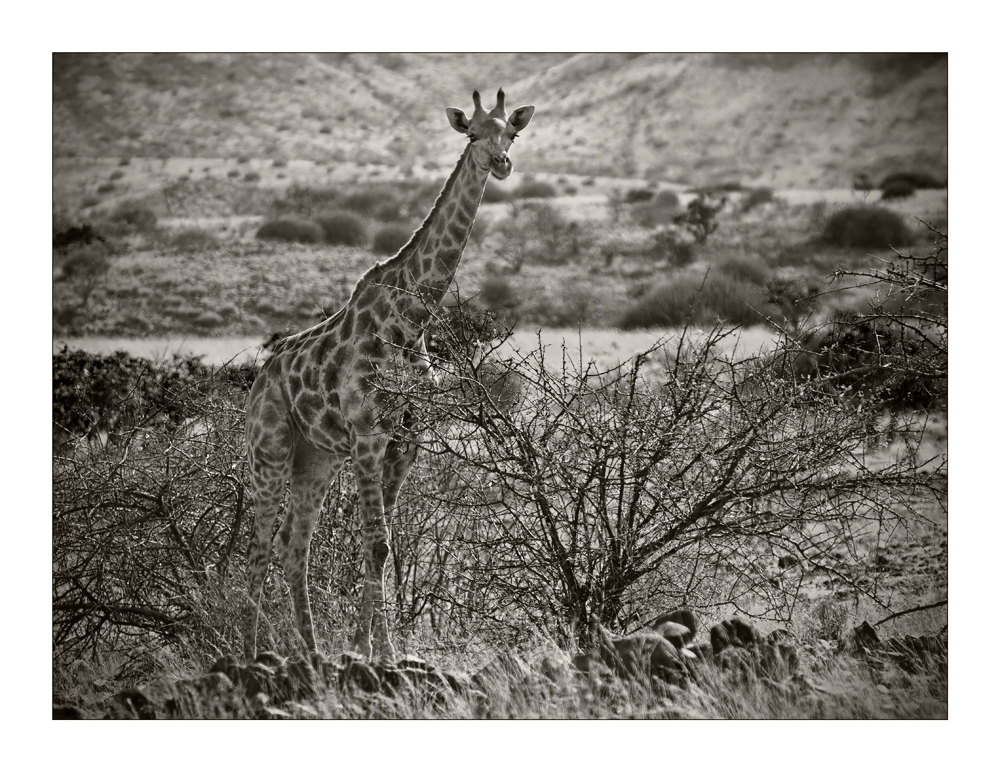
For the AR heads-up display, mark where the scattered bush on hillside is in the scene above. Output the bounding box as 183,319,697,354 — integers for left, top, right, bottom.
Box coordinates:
880,179,916,201
315,211,368,246
272,159,288,168
227,170,240,179
673,193,725,244
109,170,125,181
118,157,131,166
822,206,912,248
244,171,261,183
170,228,219,252
97,182,115,194
478,275,520,321
255,217,325,244
647,227,696,268
54,223,106,251
631,189,682,227
879,171,946,190
109,202,158,233
482,181,511,203
624,187,655,204
714,253,772,286
342,189,389,217
618,272,779,329
372,223,413,255
272,184,343,218
236,156,250,164
513,180,557,199
81,196,100,209
740,187,775,213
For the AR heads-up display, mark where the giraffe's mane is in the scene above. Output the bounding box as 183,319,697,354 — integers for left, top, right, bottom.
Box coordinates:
349,142,474,296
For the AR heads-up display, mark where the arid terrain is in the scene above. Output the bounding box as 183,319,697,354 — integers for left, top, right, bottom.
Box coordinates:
52,53,947,720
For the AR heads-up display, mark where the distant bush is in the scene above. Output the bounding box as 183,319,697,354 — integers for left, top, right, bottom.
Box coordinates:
272,159,288,168
654,190,681,209
482,182,510,203
715,253,772,286
109,170,124,181
193,310,225,328
315,211,368,246
118,157,131,166
822,206,912,248
689,181,745,195
618,272,779,329
478,276,520,319
879,171,946,190
319,126,332,134
342,190,387,217
61,244,111,281
372,223,413,255
740,187,775,213
273,185,342,217
880,179,916,201
244,171,261,183
81,196,100,209
513,180,557,199
631,189,682,227
97,182,115,194
624,187,655,204
255,218,325,244
109,202,158,233
236,156,250,164
227,170,240,178
170,228,219,251
54,223,105,251
647,227,696,267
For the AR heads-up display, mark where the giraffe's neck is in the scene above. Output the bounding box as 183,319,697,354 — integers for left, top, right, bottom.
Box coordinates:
386,143,488,305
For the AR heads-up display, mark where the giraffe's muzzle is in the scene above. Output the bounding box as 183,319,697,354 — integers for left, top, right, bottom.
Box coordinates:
490,153,512,180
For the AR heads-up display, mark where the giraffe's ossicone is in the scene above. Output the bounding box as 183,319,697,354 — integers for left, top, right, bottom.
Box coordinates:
245,89,534,660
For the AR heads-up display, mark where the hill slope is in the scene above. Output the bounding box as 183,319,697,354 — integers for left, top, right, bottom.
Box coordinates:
53,53,946,188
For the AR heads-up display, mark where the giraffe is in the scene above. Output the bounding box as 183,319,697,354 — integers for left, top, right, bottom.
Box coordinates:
244,89,534,661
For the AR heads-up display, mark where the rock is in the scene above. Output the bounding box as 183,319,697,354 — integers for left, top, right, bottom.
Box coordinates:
710,618,762,655
340,658,381,693
650,609,698,644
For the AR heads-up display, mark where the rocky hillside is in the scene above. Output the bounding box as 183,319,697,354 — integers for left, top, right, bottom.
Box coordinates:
53,52,946,189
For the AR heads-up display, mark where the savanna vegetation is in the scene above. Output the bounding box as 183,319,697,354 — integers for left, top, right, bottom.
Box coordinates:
52,212,947,717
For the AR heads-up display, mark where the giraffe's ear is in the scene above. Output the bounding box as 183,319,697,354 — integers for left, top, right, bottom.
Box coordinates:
446,107,471,134
509,105,534,132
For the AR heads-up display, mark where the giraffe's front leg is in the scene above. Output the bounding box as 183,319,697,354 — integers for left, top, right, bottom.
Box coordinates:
349,432,397,661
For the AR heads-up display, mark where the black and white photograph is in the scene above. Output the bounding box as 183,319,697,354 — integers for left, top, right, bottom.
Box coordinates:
51,50,950,725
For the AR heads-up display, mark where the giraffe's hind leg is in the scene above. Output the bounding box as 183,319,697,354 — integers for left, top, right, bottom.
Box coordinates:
275,442,343,653
244,373,296,660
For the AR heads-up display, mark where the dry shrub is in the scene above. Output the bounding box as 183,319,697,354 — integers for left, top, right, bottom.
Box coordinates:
822,206,912,248
315,211,368,246
618,272,780,329
372,223,414,255
255,218,325,244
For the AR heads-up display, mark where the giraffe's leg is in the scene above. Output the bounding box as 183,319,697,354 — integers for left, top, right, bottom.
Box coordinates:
370,428,419,654
275,442,342,654
244,374,296,661
349,431,396,661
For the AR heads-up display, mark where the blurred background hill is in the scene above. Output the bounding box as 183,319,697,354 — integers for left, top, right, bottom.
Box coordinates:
53,52,946,189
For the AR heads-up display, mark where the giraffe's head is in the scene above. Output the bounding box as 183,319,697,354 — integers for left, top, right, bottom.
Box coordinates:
446,88,534,180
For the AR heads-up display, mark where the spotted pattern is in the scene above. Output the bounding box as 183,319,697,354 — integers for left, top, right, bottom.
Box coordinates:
244,96,532,662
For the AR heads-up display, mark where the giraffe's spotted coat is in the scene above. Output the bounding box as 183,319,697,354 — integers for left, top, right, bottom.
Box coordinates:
244,90,534,661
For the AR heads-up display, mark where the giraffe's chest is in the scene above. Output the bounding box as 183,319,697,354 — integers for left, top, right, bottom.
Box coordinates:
278,325,429,455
